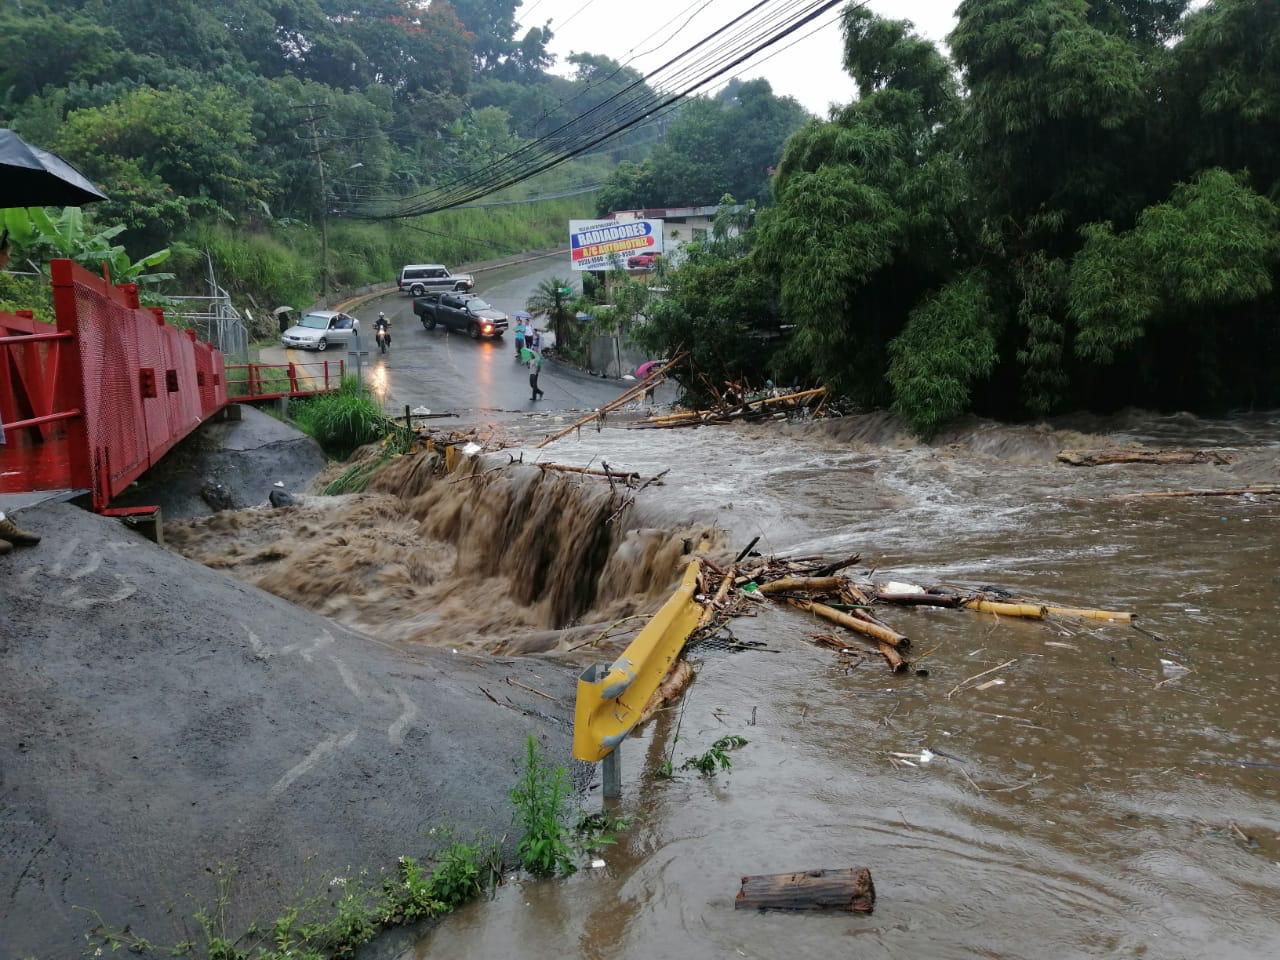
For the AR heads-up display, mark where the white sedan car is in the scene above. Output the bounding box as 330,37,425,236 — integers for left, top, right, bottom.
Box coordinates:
281,310,360,352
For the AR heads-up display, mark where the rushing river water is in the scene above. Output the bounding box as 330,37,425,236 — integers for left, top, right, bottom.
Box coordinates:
405,411,1280,960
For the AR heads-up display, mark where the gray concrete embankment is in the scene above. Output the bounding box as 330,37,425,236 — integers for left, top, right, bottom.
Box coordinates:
0,501,574,959
110,404,330,520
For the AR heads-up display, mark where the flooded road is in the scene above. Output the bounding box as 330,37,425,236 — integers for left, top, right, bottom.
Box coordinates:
179,296,1280,960
405,413,1280,960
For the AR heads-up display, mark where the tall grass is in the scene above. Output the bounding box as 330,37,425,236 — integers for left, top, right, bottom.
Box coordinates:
289,376,389,460
176,194,595,337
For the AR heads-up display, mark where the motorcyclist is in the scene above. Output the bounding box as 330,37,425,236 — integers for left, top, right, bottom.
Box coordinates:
374,311,391,351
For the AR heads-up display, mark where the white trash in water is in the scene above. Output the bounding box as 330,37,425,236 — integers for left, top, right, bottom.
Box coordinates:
881,581,926,597
412,405,430,416
590,858,607,869
1160,658,1190,677
462,442,482,457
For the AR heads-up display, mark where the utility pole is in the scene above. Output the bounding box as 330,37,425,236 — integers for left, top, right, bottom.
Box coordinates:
305,111,330,301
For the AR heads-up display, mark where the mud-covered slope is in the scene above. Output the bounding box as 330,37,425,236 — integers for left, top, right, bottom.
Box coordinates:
0,502,574,960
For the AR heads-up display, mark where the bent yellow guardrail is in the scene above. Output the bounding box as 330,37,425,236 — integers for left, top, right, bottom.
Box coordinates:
573,560,704,762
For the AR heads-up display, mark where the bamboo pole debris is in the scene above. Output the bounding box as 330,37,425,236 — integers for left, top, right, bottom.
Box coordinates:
788,599,909,672
633,387,829,430
685,552,1137,675
757,576,848,596
537,351,689,448
961,599,1048,619
1058,448,1235,467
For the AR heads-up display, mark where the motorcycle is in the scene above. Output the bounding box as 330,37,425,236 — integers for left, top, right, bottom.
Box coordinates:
375,325,391,354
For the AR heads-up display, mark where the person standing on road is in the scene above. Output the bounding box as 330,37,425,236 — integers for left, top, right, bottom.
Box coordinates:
513,319,526,359
521,343,545,401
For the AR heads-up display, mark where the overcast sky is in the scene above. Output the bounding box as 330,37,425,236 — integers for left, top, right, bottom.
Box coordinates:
515,0,959,116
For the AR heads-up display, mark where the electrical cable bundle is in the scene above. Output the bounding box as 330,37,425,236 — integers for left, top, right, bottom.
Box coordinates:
358,0,859,220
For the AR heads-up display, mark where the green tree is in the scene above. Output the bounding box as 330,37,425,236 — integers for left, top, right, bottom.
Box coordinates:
526,276,576,349
596,80,808,213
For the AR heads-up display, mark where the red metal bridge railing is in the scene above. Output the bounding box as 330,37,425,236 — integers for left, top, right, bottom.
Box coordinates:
224,359,346,401
0,260,239,511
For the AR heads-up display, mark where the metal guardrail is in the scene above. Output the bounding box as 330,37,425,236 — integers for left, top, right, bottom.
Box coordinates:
573,560,704,764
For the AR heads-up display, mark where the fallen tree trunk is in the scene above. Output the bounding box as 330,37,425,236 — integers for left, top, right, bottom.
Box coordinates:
1058,448,1234,467
736,868,875,913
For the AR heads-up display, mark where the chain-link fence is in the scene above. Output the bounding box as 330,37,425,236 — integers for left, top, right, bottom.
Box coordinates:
167,253,250,361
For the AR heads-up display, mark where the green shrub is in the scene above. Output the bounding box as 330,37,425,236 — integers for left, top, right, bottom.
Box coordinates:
289,376,388,459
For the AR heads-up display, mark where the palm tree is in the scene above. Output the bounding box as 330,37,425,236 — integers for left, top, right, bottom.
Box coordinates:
526,276,576,350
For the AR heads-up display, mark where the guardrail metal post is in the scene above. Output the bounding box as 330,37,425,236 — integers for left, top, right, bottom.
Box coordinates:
602,740,622,801
323,360,330,391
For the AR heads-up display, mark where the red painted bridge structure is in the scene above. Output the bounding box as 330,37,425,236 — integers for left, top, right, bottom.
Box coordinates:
0,260,340,512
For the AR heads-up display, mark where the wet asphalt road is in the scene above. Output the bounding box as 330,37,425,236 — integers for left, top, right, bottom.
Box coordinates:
325,258,633,419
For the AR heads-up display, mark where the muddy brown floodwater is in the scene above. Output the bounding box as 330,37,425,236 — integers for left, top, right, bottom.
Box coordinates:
172,410,1280,959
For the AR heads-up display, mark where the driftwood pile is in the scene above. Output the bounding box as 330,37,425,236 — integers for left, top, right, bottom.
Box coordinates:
634,386,828,430
689,548,1135,674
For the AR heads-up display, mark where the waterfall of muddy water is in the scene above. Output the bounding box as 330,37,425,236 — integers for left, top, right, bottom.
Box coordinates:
399,410,1279,960
166,452,722,654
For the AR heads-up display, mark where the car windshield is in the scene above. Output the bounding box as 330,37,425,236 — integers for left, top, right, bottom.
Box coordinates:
467,299,492,312
298,314,331,330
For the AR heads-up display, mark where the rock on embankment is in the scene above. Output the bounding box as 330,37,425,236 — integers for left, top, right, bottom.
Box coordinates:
0,502,573,959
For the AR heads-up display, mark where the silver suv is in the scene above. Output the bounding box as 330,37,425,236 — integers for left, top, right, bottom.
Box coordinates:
398,264,475,296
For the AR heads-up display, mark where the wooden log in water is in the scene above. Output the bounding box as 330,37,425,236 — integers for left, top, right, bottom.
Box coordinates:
735,867,875,913
1057,448,1235,467
1111,485,1280,500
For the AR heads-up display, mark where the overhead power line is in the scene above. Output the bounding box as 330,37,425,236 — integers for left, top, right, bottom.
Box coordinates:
360,0,859,220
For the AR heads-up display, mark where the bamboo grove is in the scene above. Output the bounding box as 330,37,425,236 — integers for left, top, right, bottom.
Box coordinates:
643,1,1280,434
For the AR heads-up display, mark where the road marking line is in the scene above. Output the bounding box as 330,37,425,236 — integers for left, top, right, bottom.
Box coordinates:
269,729,357,798
331,656,364,699
388,690,419,746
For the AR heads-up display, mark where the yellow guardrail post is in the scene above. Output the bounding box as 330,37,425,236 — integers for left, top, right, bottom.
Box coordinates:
573,561,705,795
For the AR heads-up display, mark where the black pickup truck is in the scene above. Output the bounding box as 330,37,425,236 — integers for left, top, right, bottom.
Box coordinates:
413,292,509,340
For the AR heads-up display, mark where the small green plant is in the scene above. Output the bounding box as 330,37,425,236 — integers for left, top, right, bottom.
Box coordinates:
654,758,676,780
682,735,748,776
511,735,576,876
428,842,486,909
574,811,634,856
378,856,446,925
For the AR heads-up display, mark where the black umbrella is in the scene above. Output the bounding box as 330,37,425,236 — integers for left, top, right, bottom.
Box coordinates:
0,128,108,207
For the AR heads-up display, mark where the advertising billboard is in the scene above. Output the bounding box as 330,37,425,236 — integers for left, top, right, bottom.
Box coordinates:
569,218,663,271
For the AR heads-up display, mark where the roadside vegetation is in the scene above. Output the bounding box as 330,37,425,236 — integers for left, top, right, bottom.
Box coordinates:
0,1,648,322
90,736,630,959
287,377,396,461
640,0,1280,435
